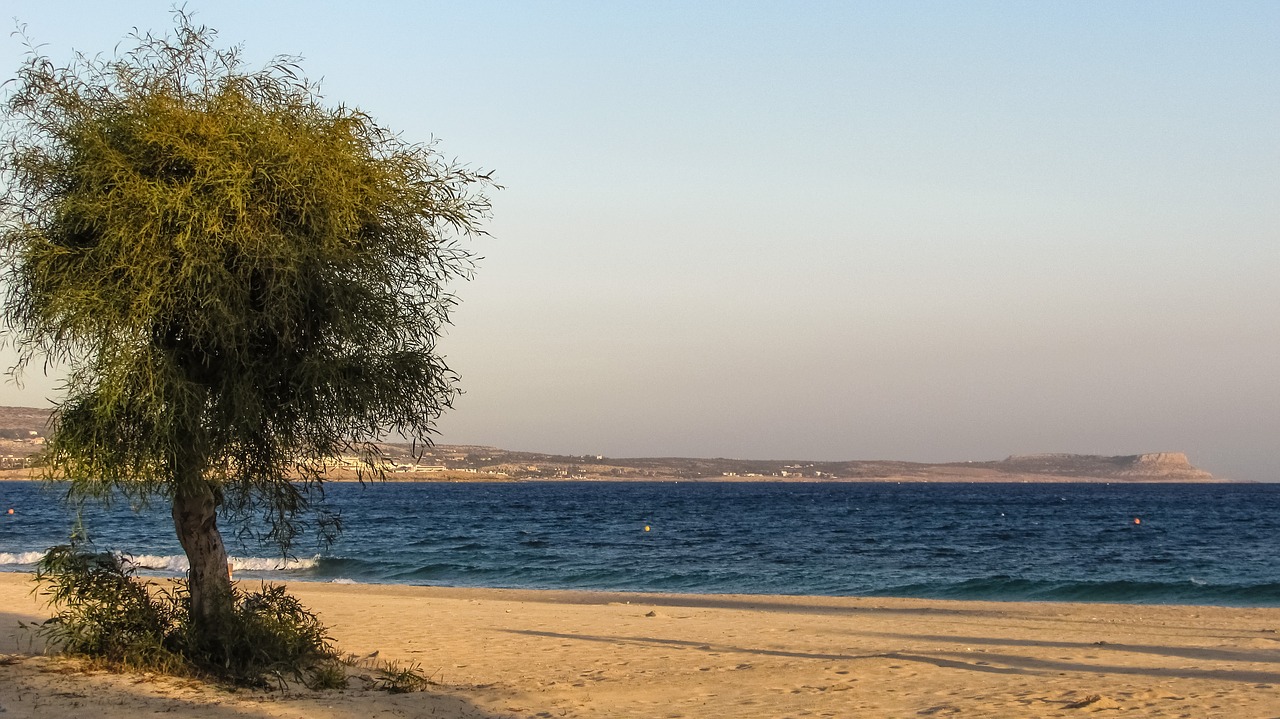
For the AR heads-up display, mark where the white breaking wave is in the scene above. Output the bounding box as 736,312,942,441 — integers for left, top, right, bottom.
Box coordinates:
0,551,46,565
124,554,320,573
328,577,358,584
231,555,320,572
123,554,191,572
0,550,318,573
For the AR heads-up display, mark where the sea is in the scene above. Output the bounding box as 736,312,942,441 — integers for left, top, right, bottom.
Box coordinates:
2,480,1278,606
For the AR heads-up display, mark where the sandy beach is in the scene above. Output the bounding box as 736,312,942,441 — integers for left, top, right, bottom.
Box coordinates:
2,572,1279,717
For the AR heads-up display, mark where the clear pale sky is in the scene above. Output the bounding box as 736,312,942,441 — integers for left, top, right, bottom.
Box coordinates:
3,2,1277,480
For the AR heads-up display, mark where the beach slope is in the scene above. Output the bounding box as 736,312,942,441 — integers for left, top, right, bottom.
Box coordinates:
2,573,1278,717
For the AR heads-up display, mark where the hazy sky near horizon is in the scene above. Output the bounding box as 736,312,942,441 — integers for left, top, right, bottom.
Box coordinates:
2,2,1277,480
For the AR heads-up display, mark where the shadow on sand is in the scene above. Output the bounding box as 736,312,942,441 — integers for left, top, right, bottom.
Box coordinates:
497,626,1280,685
0,609,513,719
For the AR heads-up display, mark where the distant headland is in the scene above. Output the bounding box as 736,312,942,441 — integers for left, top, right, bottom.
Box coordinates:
324,446,1226,483
0,405,1231,482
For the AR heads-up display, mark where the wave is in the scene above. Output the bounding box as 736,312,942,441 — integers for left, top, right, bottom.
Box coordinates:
0,550,319,573
128,554,321,573
867,575,1280,606
0,551,46,565
9,547,1280,606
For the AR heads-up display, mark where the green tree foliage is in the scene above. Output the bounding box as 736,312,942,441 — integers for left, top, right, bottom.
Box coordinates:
0,13,492,652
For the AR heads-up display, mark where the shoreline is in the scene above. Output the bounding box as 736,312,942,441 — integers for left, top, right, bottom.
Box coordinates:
4,573,1280,717
0,471,1251,483
5,566,1279,609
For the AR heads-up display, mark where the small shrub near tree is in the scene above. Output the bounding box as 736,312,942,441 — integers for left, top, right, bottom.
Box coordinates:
34,542,344,687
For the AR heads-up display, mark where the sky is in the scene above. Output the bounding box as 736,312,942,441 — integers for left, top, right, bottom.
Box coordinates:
1,2,1277,481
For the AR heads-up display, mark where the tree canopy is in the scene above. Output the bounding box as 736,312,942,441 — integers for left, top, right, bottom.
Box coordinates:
1,13,493,646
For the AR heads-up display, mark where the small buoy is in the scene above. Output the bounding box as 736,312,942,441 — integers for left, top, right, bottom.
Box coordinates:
1133,518,1141,525
644,525,650,532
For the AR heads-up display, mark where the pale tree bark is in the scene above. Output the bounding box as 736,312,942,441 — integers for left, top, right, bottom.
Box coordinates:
171,478,234,634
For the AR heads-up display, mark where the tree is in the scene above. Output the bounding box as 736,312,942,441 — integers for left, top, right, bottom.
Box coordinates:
0,15,492,651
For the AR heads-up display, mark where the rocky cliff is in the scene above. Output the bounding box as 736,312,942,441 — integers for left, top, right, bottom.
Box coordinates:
995,452,1216,481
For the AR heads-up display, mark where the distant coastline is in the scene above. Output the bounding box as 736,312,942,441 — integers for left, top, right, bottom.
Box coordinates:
0,405,1233,483
283,449,1238,483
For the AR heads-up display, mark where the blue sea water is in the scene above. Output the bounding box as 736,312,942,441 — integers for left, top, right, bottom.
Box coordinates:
1,480,1278,606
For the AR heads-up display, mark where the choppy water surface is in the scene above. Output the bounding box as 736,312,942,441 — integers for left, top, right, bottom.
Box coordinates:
2,480,1278,605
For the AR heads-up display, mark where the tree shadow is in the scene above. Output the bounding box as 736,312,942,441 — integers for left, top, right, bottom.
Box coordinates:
497,626,1280,684
486,588,1013,619
850,629,1280,666
0,609,46,654
496,628,1030,675
928,649,1280,685
0,652,514,718
2,605,511,718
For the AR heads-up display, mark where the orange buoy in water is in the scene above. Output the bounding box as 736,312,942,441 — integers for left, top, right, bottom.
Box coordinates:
1133,518,1141,525
644,525,651,532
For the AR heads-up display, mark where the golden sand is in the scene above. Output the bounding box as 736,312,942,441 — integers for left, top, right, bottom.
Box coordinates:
2,572,1278,717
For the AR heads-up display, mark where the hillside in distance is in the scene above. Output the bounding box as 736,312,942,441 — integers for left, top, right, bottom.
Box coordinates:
0,406,1229,482
383,446,1228,483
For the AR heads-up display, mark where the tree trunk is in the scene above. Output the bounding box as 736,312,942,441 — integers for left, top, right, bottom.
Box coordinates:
171,479,234,636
